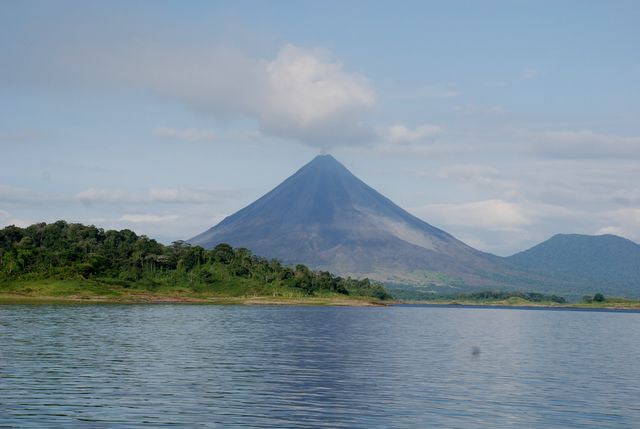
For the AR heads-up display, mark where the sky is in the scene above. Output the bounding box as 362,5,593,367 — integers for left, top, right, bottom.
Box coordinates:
1,0,639,256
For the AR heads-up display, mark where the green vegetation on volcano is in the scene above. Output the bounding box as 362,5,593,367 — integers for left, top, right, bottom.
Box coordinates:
0,221,392,303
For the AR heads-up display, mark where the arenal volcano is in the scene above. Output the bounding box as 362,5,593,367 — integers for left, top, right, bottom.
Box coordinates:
190,154,523,288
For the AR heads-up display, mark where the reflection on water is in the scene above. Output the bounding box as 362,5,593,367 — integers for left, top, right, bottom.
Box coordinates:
1,305,639,428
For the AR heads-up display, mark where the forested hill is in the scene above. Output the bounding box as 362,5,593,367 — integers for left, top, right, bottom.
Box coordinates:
0,221,391,300
508,233,640,297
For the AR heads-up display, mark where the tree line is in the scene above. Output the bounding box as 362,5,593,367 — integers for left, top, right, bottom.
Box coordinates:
0,221,392,300
387,287,566,303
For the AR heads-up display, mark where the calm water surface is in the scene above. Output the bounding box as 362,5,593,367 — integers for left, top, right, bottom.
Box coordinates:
1,304,639,428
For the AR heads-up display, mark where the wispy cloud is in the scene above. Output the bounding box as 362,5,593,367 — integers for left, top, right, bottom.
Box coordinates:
356,141,473,159
74,187,236,205
152,127,216,142
119,213,180,223
409,197,592,255
92,210,227,243
26,41,376,149
392,84,462,100
408,164,521,195
521,68,543,80
0,209,33,228
534,130,640,159
414,199,532,230
381,123,442,145
610,188,640,205
3,185,226,207
483,67,543,87
0,185,38,202
596,208,640,243
455,103,506,115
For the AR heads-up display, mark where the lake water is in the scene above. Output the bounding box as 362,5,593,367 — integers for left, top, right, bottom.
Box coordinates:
1,304,639,428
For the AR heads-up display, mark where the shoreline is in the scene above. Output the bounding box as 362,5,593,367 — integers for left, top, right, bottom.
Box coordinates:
1,281,637,309
2,293,638,310
0,293,389,306
400,300,640,311
0,279,391,306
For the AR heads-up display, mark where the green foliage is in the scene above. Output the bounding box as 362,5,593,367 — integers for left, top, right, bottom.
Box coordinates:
455,291,566,303
0,221,391,300
388,286,566,303
582,293,606,303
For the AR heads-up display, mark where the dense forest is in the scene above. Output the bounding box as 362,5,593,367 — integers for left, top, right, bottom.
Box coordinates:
0,221,392,300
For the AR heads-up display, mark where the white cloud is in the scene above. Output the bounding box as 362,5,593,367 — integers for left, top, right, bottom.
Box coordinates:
383,123,442,145
94,210,227,244
152,127,215,142
0,209,33,228
535,130,640,159
150,43,377,148
394,156,640,253
595,226,628,237
147,188,228,204
74,187,231,205
409,199,537,255
356,141,472,159
408,197,597,255
258,45,375,147
119,214,180,223
50,43,375,149
75,188,130,204
413,199,532,230
596,208,640,242
409,164,521,193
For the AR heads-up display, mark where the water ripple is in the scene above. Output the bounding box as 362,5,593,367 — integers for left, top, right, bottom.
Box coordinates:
1,305,639,428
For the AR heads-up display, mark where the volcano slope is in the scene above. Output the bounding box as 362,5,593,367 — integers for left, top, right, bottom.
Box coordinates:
190,155,551,292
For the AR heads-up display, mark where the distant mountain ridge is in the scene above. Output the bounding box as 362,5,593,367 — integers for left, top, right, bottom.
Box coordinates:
508,234,640,297
190,155,640,298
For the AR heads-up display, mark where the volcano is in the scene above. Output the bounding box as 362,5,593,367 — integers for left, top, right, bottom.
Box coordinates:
189,154,522,288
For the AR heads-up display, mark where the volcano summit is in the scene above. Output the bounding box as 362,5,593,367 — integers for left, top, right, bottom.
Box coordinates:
190,155,521,288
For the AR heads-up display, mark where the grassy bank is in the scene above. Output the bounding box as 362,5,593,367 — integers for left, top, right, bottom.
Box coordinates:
569,297,640,309
0,279,388,306
391,289,640,309
407,296,640,309
2,280,637,308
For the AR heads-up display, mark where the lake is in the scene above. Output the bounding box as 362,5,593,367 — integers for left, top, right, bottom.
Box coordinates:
1,304,639,428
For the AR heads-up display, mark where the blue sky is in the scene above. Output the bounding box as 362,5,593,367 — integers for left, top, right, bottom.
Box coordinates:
1,0,639,255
